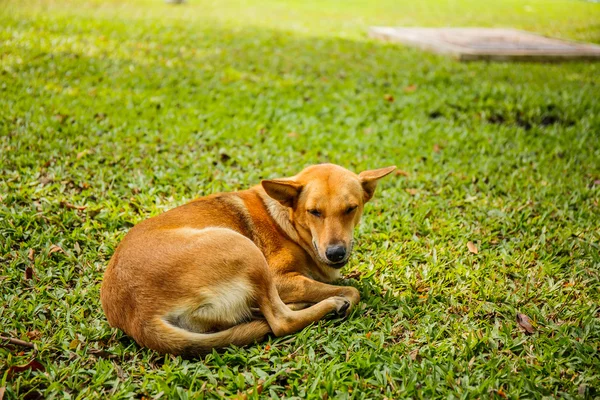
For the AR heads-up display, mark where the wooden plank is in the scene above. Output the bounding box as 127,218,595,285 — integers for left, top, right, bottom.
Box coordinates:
369,27,600,62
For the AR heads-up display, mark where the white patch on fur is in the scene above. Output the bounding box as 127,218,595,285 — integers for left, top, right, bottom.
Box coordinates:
322,267,342,282
261,194,300,242
167,278,254,332
194,279,253,324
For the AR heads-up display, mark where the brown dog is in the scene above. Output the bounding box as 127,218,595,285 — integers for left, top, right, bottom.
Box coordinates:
101,163,395,355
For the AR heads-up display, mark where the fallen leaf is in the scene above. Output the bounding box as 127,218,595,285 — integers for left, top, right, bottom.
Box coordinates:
0,387,4,400
88,348,115,358
405,188,418,195
287,132,298,138
28,249,34,261
264,344,271,351
467,241,478,254
365,332,372,339
496,388,507,398
344,269,362,280
39,175,53,185
395,170,409,177
49,244,66,255
516,313,535,334
54,114,68,124
76,149,92,159
24,266,33,280
403,84,417,93
60,201,87,211
433,144,441,153
255,380,264,395
115,363,125,379
468,356,476,369
219,153,231,162
69,339,81,349
26,330,41,340
383,94,394,102
409,349,419,360
7,359,45,377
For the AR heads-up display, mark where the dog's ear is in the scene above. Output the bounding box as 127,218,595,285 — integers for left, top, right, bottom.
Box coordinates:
358,166,396,202
261,179,302,207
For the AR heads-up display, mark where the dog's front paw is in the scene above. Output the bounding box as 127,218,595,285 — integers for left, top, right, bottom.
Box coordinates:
332,296,351,318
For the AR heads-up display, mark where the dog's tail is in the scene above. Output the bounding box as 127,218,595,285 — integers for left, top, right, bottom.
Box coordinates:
142,318,272,356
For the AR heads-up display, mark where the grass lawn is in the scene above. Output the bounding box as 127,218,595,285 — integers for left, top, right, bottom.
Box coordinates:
1,0,600,398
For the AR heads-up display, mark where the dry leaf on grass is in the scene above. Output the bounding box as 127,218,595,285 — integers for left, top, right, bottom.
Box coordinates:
115,364,125,379
405,188,418,195
28,248,35,261
394,170,409,177
409,348,419,361
24,266,34,280
39,175,53,185
0,386,5,400
467,241,478,254
516,313,535,334
404,84,417,93
60,201,87,211
383,94,394,102
7,359,45,377
26,330,41,340
344,269,362,280
88,348,116,359
49,244,66,255
76,149,92,159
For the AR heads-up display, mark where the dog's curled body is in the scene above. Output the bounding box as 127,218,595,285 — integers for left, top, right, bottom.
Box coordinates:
101,164,395,355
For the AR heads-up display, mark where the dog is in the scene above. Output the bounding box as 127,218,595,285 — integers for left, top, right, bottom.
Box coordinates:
101,163,395,355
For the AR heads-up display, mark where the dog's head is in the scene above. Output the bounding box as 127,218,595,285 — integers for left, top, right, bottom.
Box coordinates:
262,163,395,269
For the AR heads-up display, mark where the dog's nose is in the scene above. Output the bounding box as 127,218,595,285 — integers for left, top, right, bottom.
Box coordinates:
325,245,346,263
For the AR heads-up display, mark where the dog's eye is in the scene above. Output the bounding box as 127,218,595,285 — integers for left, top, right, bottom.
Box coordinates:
345,206,358,214
308,209,322,217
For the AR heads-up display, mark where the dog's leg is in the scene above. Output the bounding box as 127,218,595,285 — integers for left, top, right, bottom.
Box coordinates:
286,302,313,311
275,275,361,316
251,271,350,336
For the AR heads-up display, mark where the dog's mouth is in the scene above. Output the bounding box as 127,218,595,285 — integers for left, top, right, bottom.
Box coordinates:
327,259,349,269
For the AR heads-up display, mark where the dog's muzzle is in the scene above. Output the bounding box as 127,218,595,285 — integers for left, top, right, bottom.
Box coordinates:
313,241,351,269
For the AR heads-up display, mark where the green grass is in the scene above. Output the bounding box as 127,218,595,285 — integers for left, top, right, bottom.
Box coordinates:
1,0,600,398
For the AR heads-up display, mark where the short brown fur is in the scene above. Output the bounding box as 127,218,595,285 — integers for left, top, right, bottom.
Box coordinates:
101,163,395,355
